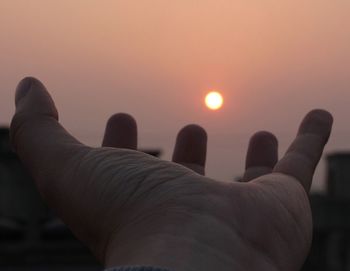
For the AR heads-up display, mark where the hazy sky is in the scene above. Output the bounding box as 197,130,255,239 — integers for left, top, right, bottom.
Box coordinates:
1,1,350,190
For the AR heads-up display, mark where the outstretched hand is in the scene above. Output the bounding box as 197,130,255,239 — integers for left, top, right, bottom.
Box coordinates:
11,77,333,271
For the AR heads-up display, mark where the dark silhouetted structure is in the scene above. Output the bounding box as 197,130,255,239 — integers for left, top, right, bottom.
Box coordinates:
303,153,350,271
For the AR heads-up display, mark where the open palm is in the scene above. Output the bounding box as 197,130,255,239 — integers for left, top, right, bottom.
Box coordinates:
11,77,332,271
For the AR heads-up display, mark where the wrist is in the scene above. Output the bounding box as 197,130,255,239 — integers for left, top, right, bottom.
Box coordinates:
103,217,279,271
105,267,171,271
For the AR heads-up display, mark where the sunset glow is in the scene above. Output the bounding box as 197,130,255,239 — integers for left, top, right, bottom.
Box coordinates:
205,91,223,110
0,1,349,189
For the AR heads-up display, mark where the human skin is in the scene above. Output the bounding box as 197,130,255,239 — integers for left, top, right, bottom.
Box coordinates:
11,77,333,271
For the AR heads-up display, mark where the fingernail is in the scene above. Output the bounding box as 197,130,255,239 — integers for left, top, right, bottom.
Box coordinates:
15,77,33,106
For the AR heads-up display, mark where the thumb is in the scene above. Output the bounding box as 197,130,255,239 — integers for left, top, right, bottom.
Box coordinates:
11,77,89,195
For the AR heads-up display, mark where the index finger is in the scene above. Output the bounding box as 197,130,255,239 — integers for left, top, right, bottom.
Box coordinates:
273,109,333,191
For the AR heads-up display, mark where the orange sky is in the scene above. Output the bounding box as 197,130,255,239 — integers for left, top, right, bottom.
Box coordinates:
1,1,350,190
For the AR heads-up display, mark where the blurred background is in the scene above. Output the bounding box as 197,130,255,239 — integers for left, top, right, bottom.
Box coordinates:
0,1,350,270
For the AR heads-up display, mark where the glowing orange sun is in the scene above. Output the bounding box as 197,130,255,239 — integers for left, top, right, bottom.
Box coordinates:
205,91,223,110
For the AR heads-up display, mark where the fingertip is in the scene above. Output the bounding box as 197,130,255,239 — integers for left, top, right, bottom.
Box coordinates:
15,77,34,106
246,130,278,169
177,124,208,143
106,113,137,130
172,124,207,174
305,109,333,121
249,131,278,148
102,113,138,149
299,109,333,139
14,77,58,120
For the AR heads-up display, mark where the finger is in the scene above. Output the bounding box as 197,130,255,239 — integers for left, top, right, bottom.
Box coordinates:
242,131,278,182
102,113,137,149
10,77,89,193
273,109,333,191
172,124,207,175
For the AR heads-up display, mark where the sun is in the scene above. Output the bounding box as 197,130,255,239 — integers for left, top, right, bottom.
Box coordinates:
205,91,223,110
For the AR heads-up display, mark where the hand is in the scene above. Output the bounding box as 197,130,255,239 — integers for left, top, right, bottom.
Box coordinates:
11,77,333,271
